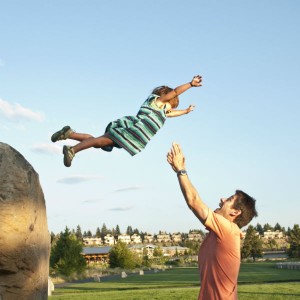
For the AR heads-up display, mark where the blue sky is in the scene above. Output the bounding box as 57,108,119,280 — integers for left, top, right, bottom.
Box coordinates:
1,1,299,235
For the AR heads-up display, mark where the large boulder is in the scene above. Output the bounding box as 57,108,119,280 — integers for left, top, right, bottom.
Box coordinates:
0,143,50,300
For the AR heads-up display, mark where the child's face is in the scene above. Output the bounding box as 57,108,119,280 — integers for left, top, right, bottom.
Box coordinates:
169,96,179,109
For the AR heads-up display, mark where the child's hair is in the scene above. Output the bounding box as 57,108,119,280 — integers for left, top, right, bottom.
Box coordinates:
152,86,179,109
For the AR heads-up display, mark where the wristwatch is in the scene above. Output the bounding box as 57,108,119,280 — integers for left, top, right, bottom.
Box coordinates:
177,169,187,176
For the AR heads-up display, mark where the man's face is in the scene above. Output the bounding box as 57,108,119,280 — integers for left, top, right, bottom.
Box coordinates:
214,194,237,219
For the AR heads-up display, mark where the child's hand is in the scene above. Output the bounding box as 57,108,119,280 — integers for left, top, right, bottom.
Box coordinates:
191,75,202,87
186,105,195,113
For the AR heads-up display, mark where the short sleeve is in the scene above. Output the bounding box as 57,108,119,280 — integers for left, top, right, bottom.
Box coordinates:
146,94,160,107
204,209,240,239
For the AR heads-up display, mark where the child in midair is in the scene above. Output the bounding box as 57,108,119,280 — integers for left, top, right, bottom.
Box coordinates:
51,74,202,167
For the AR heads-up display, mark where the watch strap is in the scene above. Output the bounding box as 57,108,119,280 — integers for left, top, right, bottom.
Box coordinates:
177,169,187,176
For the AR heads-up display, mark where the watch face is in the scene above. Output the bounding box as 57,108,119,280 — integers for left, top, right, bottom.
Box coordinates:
178,170,187,176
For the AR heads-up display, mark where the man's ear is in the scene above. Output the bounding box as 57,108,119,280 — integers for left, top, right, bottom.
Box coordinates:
231,209,242,217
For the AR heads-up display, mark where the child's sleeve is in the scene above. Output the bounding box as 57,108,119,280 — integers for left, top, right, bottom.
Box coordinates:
147,94,160,108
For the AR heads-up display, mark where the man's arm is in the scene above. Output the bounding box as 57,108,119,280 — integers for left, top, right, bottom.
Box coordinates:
167,143,209,224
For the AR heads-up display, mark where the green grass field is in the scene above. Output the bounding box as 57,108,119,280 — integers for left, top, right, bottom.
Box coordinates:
50,262,300,300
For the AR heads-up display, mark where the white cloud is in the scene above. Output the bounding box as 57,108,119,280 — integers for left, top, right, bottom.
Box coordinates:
30,143,61,155
81,198,103,205
114,186,144,193
0,98,44,122
108,206,133,211
57,174,103,184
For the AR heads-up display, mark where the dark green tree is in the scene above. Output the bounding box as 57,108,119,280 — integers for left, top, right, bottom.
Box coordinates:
50,227,86,276
254,223,264,235
115,225,121,235
241,225,263,261
140,231,145,242
95,227,101,238
287,224,300,258
263,223,273,232
86,230,93,237
274,222,282,231
266,239,278,250
101,223,108,239
109,241,138,269
75,225,83,240
50,232,56,244
126,226,133,235
142,247,151,267
133,228,140,235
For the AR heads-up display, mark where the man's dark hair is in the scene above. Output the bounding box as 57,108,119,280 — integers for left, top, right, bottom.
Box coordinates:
232,190,258,228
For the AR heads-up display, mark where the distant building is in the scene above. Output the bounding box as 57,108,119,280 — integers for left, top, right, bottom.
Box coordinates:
187,231,203,242
118,234,131,244
104,234,115,245
156,232,171,243
262,230,288,250
263,230,284,240
131,234,142,244
129,244,156,258
129,244,189,258
83,237,103,246
143,233,154,243
171,232,182,243
81,246,111,264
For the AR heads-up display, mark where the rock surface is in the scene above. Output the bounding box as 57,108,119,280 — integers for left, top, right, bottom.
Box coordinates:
0,143,50,300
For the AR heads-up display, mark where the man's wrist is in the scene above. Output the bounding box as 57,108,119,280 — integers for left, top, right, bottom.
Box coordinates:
177,169,187,176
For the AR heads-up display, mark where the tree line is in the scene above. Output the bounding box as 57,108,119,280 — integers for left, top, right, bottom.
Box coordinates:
50,223,300,278
51,223,206,243
52,222,293,241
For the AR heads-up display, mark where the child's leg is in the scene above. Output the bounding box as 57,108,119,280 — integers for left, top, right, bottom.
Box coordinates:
68,131,93,142
72,133,114,154
52,126,97,142
62,132,114,167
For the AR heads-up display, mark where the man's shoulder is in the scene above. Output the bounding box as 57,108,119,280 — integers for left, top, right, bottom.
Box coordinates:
206,209,241,236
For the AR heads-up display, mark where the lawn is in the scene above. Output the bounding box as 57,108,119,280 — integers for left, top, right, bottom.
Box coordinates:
50,262,300,300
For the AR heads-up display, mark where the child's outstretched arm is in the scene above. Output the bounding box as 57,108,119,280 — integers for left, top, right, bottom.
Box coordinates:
166,105,195,118
159,75,202,103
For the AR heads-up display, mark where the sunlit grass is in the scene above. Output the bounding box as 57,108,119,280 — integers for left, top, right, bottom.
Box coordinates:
50,262,300,300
